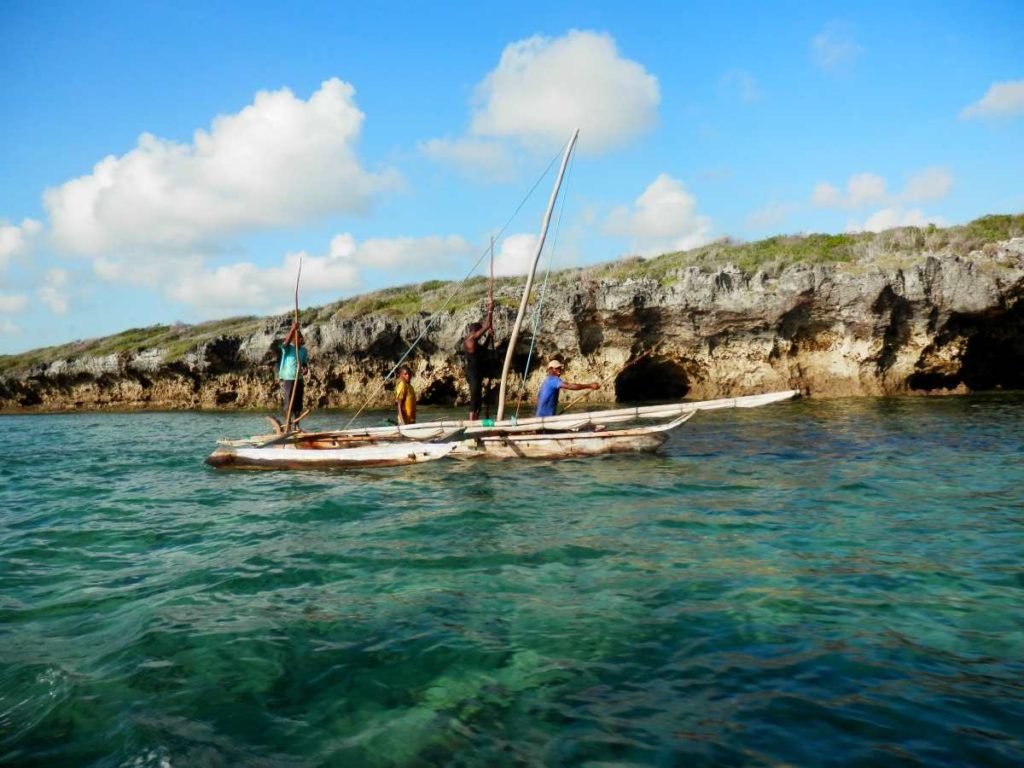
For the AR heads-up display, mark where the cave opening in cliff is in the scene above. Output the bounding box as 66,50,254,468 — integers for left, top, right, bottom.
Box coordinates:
614,357,689,403
910,303,1024,393
419,375,459,405
959,302,1024,391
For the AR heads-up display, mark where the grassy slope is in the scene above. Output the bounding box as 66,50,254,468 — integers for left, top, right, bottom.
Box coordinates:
2,214,1021,377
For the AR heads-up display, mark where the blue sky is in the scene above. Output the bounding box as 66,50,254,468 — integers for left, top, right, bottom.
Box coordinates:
1,0,1021,354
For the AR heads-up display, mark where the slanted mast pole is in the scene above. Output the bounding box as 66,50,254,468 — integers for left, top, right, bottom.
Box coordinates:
283,258,303,433
484,235,495,420
496,129,578,421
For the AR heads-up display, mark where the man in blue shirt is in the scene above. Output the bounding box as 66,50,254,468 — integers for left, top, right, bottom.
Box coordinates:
276,322,309,423
535,359,599,417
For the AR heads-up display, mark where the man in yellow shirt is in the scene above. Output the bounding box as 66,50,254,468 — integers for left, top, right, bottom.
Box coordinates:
395,365,417,425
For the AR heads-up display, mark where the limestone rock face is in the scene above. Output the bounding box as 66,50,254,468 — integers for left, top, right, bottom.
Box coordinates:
2,240,1022,412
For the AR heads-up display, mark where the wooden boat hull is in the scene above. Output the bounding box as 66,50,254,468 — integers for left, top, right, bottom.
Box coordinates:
206,440,457,470
204,390,792,470
449,411,692,460
451,430,669,460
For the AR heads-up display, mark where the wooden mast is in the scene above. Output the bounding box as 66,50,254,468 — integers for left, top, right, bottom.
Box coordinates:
496,129,578,421
484,235,495,420
283,258,303,433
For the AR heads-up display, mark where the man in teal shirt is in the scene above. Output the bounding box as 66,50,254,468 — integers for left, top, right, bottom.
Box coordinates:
276,322,309,422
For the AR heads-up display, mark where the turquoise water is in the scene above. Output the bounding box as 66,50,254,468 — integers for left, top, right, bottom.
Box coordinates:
1,396,1022,766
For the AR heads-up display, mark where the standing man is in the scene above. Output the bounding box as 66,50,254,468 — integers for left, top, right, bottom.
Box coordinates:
277,322,309,424
395,365,417,425
463,300,494,420
535,359,599,417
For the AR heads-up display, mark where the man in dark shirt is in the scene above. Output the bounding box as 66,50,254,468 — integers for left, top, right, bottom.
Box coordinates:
463,300,494,420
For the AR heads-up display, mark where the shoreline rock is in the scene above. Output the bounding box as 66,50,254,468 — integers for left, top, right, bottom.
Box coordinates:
2,239,1022,413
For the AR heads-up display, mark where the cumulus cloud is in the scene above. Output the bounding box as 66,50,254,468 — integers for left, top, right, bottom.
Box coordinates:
0,293,29,313
847,173,887,207
44,79,399,258
812,168,952,209
472,30,659,152
38,268,70,315
139,234,473,315
747,202,796,231
901,167,953,202
960,80,1024,119
811,22,864,72
423,30,658,176
327,232,473,270
0,218,43,269
811,182,843,208
719,69,761,102
418,138,517,181
165,251,359,314
490,233,538,277
604,174,712,257
846,207,946,233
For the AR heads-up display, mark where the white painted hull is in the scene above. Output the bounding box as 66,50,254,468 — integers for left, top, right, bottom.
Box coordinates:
449,411,693,460
206,440,457,470
451,429,669,460
205,390,797,470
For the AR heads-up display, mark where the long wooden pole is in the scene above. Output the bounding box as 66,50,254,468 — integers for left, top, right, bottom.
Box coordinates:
283,257,303,433
484,235,495,419
496,129,579,421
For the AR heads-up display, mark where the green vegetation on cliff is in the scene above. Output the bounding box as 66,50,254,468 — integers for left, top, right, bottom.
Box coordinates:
1,214,1021,377
588,213,1024,282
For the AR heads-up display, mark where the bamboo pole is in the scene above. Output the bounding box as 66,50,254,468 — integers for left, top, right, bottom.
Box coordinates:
484,235,495,419
496,129,579,421
283,258,303,433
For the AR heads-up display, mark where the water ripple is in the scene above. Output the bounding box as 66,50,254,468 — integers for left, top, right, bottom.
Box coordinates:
1,397,1023,766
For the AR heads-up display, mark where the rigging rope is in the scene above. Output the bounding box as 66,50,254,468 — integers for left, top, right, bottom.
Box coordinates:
513,149,576,419
341,147,564,429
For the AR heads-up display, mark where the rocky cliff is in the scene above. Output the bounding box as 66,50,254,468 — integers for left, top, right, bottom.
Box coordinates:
2,232,1023,412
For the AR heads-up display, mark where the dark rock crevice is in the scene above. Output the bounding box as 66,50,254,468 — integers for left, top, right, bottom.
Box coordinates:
615,357,689,402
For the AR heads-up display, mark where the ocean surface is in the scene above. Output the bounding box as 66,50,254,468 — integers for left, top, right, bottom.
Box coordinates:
1,395,1022,767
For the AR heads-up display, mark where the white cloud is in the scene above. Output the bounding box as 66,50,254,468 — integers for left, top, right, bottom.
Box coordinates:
472,30,659,152
812,168,952,210
153,234,472,315
719,69,761,102
846,207,946,233
94,254,204,287
846,173,887,207
418,138,517,181
604,174,712,257
901,167,953,202
811,182,842,207
0,218,43,269
166,251,359,315
747,202,796,231
491,233,538,277
38,268,70,315
44,79,400,257
960,80,1024,119
329,232,473,269
425,30,658,176
0,293,29,313
811,23,864,72
0,319,19,336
